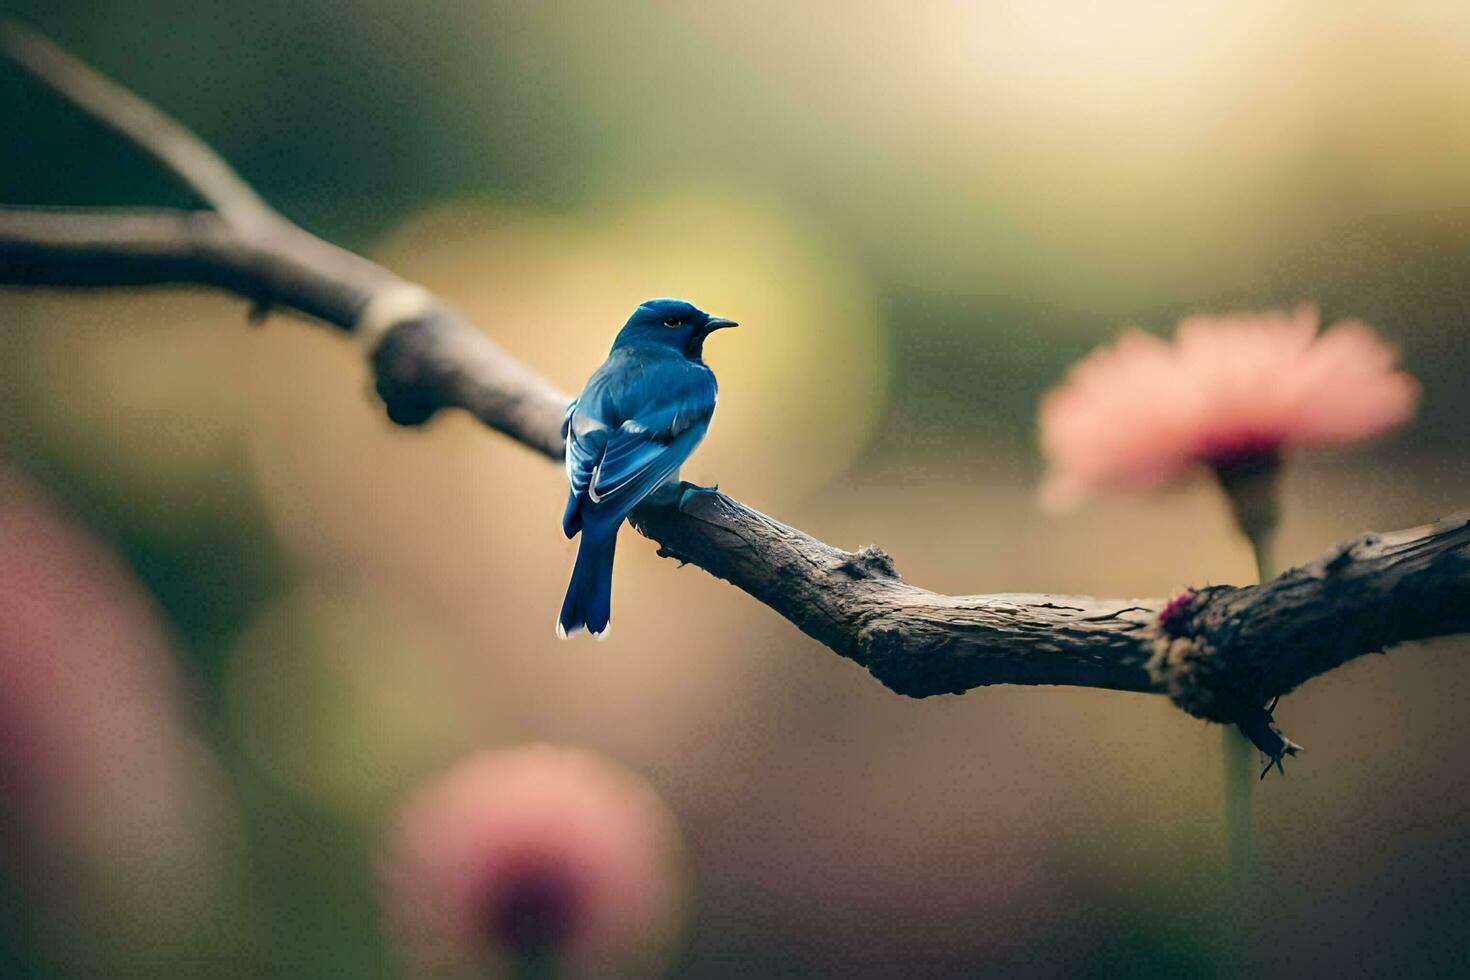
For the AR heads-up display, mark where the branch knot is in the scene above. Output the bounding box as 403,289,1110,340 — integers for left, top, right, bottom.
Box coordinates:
1145,587,1240,722
371,313,452,426
838,545,898,581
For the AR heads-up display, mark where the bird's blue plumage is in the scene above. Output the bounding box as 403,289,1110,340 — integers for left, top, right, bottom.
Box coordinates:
558,299,736,637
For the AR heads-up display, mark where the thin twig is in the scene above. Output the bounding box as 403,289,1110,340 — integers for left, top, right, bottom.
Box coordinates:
0,20,277,232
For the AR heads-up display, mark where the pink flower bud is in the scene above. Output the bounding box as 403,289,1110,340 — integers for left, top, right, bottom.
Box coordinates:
381,746,687,976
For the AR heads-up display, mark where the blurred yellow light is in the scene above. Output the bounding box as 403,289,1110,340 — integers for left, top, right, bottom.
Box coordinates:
368,187,887,506
224,583,483,818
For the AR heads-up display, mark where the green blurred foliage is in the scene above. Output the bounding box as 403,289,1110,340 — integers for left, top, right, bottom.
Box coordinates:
3,2,1470,977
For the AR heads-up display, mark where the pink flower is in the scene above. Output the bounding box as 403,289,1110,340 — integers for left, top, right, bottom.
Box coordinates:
381,746,686,976
1038,306,1419,510
0,467,233,940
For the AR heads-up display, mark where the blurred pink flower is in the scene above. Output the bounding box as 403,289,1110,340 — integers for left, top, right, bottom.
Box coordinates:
0,466,234,943
381,745,686,976
1038,306,1419,510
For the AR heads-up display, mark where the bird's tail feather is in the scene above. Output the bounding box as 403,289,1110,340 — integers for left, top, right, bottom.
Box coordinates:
557,531,617,638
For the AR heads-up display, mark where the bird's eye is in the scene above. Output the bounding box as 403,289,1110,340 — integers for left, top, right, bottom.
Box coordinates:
662,318,681,328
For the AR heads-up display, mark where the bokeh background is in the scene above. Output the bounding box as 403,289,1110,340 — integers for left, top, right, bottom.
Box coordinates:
4,2,1470,976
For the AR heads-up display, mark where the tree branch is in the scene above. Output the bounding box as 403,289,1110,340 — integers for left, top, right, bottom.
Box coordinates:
3,24,1467,757
0,21,276,232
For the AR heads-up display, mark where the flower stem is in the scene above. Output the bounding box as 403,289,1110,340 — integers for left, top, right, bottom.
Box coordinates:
1211,456,1281,968
1250,533,1275,587
1222,528,1276,952
1217,528,1275,963
1221,718,1257,899
514,951,559,980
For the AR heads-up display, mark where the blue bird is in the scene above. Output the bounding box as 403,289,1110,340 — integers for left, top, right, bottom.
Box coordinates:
558,298,738,638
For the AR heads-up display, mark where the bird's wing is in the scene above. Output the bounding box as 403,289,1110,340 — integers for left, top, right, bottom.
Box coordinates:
563,364,714,535
588,417,708,511
564,409,605,505
560,398,578,440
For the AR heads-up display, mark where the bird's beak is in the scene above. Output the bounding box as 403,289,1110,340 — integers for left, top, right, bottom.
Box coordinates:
703,316,739,332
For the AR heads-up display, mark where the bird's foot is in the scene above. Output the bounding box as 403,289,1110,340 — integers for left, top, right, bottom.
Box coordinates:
644,480,720,511
1234,696,1303,779
674,481,721,511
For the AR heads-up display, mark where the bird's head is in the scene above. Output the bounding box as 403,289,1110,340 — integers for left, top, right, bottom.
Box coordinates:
612,298,738,359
